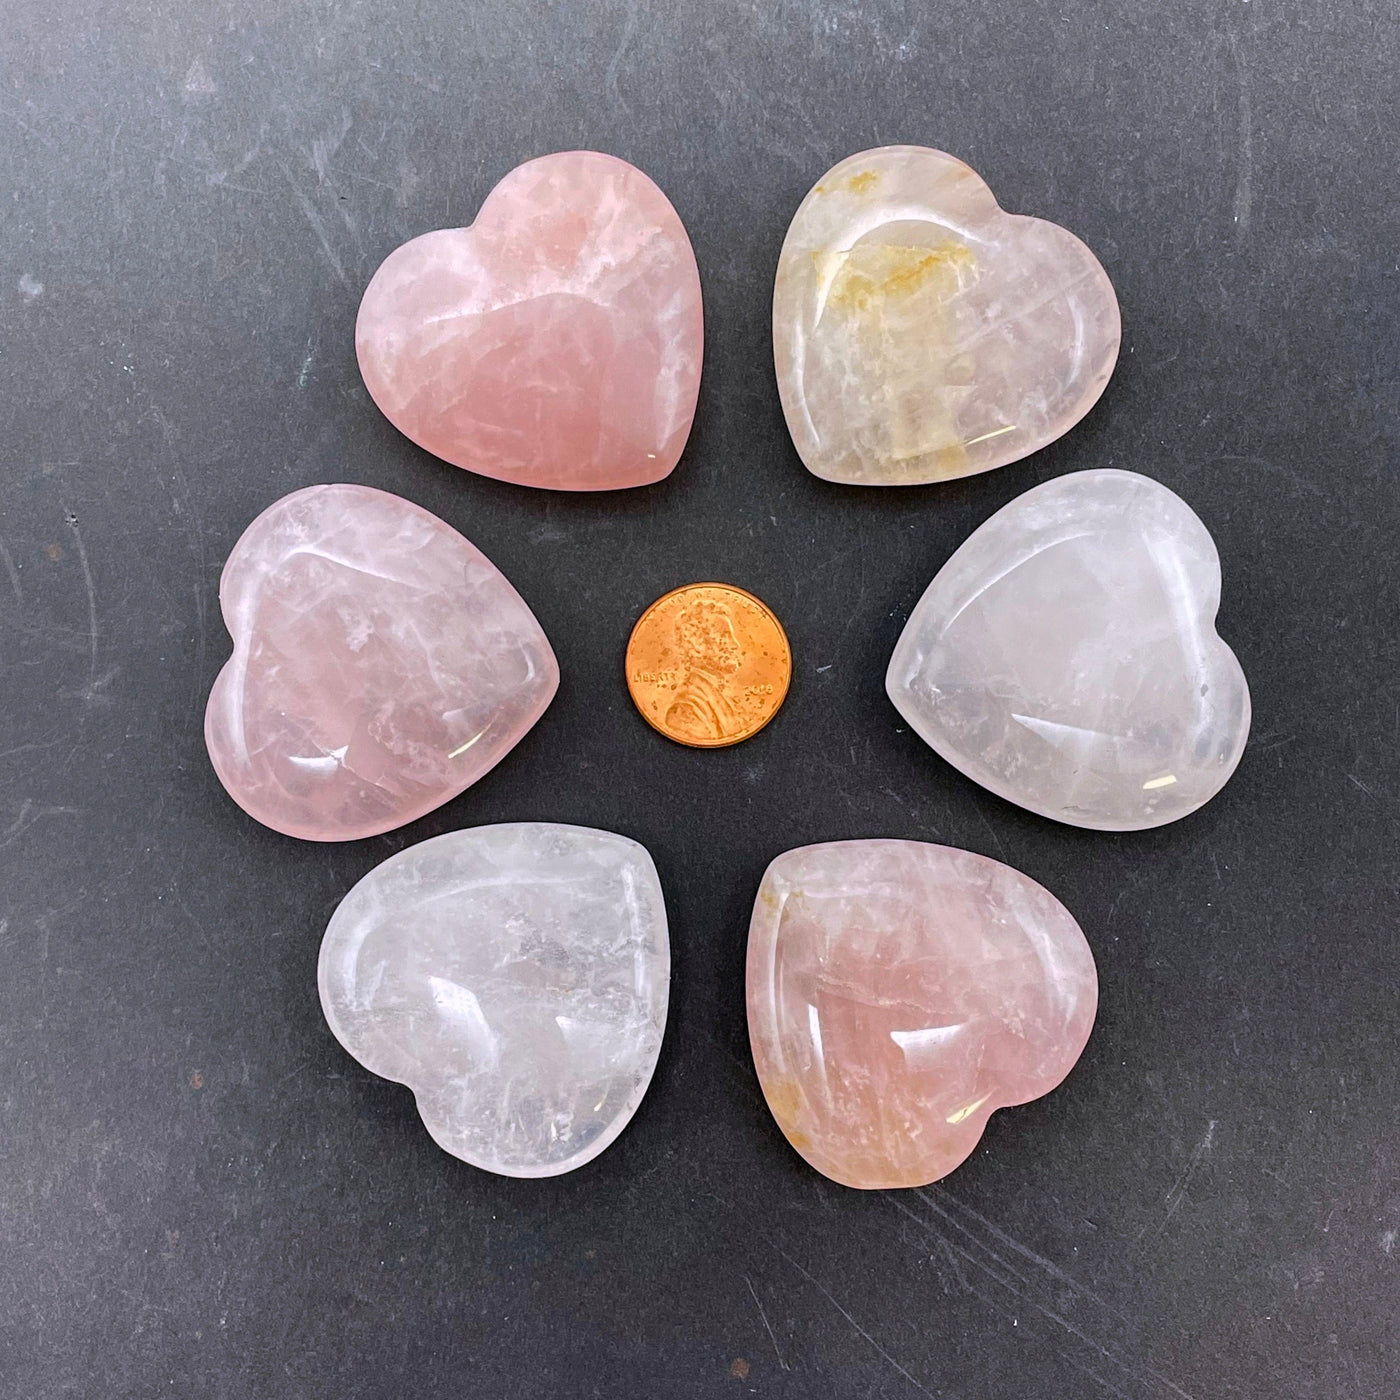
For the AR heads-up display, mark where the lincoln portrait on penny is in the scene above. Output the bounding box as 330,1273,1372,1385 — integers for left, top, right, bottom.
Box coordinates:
665,599,743,742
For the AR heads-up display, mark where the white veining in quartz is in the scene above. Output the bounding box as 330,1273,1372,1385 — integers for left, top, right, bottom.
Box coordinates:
887,469,1251,830
205,484,557,841
773,145,1120,485
747,840,1097,1190
319,823,670,1177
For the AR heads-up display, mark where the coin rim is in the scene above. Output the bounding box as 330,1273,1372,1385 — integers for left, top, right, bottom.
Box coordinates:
624,581,792,749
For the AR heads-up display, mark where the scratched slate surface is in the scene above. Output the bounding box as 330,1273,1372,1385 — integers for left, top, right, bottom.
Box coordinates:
1,1,1397,1396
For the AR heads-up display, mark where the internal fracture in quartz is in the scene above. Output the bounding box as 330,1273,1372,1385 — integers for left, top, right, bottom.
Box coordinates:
204,484,558,841
356,150,704,491
887,469,1251,831
319,823,670,1177
746,840,1097,1190
773,146,1121,485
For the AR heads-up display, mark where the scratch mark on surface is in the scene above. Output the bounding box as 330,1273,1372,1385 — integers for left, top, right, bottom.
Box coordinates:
0,738,62,762
920,1186,1132,1323
901,1215,1151,1397
745,1274,789,1371
891,1188,1199,1400
282,163,350,287
207,129,268,192
1061,1354,1133,1400
62,663,119,705
0,799,80,850
0,535,22,602
1106,888,1129,932
1231,38,1253,237
63,509,99,683
310,109,352,186
773,1244,934,1397
974,801,1009,864
1381,1229,1396,1257
928,1233,1015,1314
1154,1120,1217,1238
605,0,640,114
166,879,219,957
830,529,871,661
276,1058,313,1087
1200,454,1325,501
1347,773,1377,800
145,406,209,732
298,337,317,388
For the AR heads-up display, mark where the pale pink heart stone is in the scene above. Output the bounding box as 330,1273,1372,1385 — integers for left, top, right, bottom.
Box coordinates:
204,484,558,841
355,151,704,492
747,840,1097,1189
774,146,1121,484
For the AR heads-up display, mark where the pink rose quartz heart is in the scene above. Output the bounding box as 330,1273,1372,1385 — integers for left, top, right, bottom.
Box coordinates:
747,840,1097,1189
356,151,704,492
204,484,558,841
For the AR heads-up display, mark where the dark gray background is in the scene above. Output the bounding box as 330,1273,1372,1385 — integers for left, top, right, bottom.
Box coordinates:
1,1,1397,1396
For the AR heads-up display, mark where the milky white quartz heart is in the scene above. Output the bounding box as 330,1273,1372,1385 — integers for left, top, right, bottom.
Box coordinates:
356,150,703,491
204,484,557,841
773,145,1120,485
319,823,670,1177
747,840,1097,1190
887,469,1251,830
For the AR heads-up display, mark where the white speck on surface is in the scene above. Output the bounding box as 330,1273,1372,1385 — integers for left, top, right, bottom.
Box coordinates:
17,274,43,299
182,57,218,95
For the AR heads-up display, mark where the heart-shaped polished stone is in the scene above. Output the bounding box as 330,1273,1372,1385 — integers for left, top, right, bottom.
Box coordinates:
205,484,557,841
319,823,670,1177
747,839,1096,1190
356,150,703,491
887,469,1251,830
773,145,1120,485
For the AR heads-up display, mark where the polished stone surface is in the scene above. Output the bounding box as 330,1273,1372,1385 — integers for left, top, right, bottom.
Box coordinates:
773,145,1120,485
205,484,557,841
356,150,703,491
319,823,670,1177
747,839,1096,1190
888,469,1251,830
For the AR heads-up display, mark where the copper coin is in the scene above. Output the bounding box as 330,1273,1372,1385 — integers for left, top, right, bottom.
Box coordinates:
625,582,792,748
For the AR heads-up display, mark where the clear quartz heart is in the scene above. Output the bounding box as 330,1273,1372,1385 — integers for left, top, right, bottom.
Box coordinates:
356,150,703,491
204,484,557,841
887,469,1251,830
319,823,670,1177
773,145,1120,485
747,839,1097,1190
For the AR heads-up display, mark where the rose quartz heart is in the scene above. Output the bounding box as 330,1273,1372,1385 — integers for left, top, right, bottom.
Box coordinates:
204,484,558,841
747,840,1097,1189
774,145,1121,484
355,151,704,492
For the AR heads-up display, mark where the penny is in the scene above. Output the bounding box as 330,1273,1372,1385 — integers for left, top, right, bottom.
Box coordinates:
626,583,792,748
